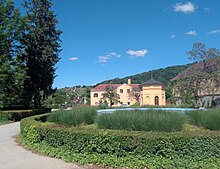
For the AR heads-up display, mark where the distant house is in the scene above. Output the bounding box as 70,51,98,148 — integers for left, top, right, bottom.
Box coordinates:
172,58,220,107
91,79,166,107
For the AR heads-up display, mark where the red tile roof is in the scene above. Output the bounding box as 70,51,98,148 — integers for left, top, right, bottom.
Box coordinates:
173,58,218,80
91,84,140,92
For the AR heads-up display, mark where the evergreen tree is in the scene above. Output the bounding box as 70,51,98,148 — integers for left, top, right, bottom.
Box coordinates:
22,0,62,108
0,0,26,109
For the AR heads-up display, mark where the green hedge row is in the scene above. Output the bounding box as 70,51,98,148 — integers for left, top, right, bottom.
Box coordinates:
20,114,220,162
0,108,51,121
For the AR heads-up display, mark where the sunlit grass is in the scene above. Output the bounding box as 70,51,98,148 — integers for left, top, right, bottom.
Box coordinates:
186,108,220,130
96,110,185,132
47,106,97,126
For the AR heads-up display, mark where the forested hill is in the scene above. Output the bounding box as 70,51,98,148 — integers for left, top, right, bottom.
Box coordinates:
98,63,193,86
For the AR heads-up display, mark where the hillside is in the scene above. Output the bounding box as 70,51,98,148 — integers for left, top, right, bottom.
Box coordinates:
98,63,193,86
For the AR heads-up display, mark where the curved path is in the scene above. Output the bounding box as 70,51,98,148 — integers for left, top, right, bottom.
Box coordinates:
0,122,85,169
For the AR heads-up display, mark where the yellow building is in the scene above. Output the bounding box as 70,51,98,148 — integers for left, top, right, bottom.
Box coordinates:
140,79,166,106
91,79,166,106
90,79,139,106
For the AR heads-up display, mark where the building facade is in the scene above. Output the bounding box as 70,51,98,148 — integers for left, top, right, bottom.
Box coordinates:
140,79,166,106
91,79,166,106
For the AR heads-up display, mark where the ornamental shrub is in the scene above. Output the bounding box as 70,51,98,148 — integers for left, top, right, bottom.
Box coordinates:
20,114,220,168
96,110,185,132
0,108,51,121
47,106,97,126
186,108,220,130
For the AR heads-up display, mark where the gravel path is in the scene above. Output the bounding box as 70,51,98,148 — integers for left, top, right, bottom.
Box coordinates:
0,122,85,169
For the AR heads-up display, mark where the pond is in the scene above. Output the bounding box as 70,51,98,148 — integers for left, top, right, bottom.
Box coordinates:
97,107,196,114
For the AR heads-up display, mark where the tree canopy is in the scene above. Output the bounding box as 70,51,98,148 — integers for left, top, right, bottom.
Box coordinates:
0,0,62,109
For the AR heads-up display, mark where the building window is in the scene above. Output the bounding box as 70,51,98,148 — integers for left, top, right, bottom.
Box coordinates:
120,89,123,93
127,89,130,93
127,102,130,105
155,96,159,105
93,93,98,97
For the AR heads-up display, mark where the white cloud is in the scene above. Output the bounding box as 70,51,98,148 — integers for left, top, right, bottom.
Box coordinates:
170,35,176,38
98,56,110,63
97,51,122,64
126,49,148,58
207,29,220,35
68,57,78,61
186,30,197,36
106,52,116,56
106,52,122,58
174,2,196,13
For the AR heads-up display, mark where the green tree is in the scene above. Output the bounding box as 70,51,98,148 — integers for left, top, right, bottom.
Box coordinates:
101,86,120,107
173,43,220,107
187,42,220,68
21,0,62,108
128,89,140,103
0,0,26,109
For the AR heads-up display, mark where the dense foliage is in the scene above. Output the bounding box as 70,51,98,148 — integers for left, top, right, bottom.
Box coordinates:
0,0,61,109
96,110,185,132
0,0,26,109
21,0,62,108
0,108,51,121
173,43,220,107
47,107,97,126
186,109,220,130
20,114,220,168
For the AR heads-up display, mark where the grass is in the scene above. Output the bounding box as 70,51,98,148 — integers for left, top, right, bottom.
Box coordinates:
96,110,185,132
47,106,97,126
186,108,220,130
0,118,10,125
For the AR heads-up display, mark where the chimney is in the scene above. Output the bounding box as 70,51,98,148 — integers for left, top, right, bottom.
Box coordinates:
128,79,131,85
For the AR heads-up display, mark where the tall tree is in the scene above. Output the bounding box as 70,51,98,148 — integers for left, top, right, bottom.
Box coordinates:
187,42,220,68
173,43,220,107
101,86,120,107
21,0,62,108
0,0,26,109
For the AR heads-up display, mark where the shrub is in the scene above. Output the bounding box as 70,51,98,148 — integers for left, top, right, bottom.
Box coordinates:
0,108,51,121
96,110,185,132
47,106,97,126
186,108,220,130
20,114,220,168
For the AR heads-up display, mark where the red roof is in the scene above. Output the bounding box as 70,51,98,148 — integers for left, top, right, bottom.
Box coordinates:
173,58,218,80
91,84,140,92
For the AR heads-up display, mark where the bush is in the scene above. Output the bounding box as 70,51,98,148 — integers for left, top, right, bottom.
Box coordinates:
0,108,51,121
47,106,97,126
96,110,185,132
186,109,220,130
20,114,220,168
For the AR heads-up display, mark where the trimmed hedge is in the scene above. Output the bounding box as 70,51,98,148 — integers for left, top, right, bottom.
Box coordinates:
20,114,220,168
186,109,220,130
0,108,51,121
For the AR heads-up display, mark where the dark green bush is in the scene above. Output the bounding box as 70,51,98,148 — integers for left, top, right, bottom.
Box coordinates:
0,108,51,121
47,106,97,126
186,109,220,130
20,114,220,168
96,110,185,132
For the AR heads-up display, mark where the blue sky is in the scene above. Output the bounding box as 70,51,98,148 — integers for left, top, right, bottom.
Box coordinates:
14,0,220,88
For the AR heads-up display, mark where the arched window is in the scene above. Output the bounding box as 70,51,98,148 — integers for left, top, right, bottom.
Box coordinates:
155,96,159,105
93,93,98,98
